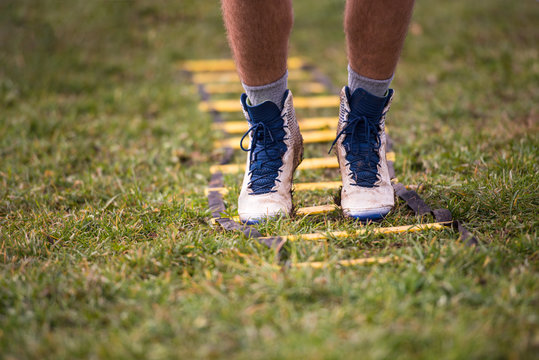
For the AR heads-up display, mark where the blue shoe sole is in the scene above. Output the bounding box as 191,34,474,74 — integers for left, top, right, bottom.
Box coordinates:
242,218,263,225
240,216,278,225
346,209,391,222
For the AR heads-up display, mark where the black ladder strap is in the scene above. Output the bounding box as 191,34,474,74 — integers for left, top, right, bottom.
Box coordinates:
392,183,432,216
393,183,478,246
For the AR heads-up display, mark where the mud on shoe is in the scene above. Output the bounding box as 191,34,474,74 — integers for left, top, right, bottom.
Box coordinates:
238,90,303,224
330,86,395,221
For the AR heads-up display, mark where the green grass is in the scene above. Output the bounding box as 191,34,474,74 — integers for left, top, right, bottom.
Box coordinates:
1,0,538,359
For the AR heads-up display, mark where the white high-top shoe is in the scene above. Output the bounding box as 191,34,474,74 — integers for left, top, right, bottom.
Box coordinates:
238,90,303,224
332,86,395,220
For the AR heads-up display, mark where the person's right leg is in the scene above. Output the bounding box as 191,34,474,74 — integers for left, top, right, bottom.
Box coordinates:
221,0,303,224
222,0,292,106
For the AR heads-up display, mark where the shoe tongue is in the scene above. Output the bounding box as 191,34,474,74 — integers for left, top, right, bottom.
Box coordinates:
346,87,388,119
241,93,283,124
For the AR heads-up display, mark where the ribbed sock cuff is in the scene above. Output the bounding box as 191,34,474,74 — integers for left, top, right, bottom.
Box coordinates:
242,71,288,110
348,64,393,97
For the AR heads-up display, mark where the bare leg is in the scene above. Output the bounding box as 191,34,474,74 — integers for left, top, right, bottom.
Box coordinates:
221,0,293,86
336,1,415,221
345,0,415,80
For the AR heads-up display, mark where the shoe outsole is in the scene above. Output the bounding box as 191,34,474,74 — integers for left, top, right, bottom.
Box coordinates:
239,214,285,225
344,207,392,221
241,218,266,225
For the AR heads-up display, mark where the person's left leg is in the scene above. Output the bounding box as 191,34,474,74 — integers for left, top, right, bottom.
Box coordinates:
345,0,415,95
221,0,303,224
333,0,415,220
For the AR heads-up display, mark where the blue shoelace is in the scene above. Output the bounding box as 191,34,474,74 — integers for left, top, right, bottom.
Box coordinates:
329,109,384,187
240,114,287,194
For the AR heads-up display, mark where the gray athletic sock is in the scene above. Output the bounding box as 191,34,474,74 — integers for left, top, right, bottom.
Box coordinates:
348,64,393,97
242,71,288,110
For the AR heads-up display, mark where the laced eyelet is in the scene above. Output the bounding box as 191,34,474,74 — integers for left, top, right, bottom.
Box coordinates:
241,113,287,194
329,110,384,187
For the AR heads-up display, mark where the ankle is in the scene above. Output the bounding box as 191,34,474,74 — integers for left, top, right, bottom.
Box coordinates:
242,71,288,110
347,64,393,98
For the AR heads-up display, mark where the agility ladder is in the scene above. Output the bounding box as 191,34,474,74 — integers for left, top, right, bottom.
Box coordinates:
181,57,477,268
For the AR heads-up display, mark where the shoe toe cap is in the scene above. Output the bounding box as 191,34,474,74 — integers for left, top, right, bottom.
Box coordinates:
341,185,394,220
238,195,291,224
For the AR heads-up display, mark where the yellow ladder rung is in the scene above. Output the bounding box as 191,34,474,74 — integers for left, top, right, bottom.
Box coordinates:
210,152,395,174
181,57,305,73
203,81,327,95
260,222,448,242
213,119,391,136
210,163,244,174
200,95,339,113
193,69,310,86
207,180,418,198
215,129,336,149
302,129,337,144
213,121,390,137
293,181,341,191
212,117,338,134
296,204,338,216
207,178,415,196
210,216,240,225
293,96,340,109
205,187,228,196
290,256,397,269
209,204,338,225
206,181,340,195
210,156,336,174
296,82,328,94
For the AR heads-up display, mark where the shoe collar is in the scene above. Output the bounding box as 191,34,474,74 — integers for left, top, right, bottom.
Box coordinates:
345,86,393,120
241,90,289,124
